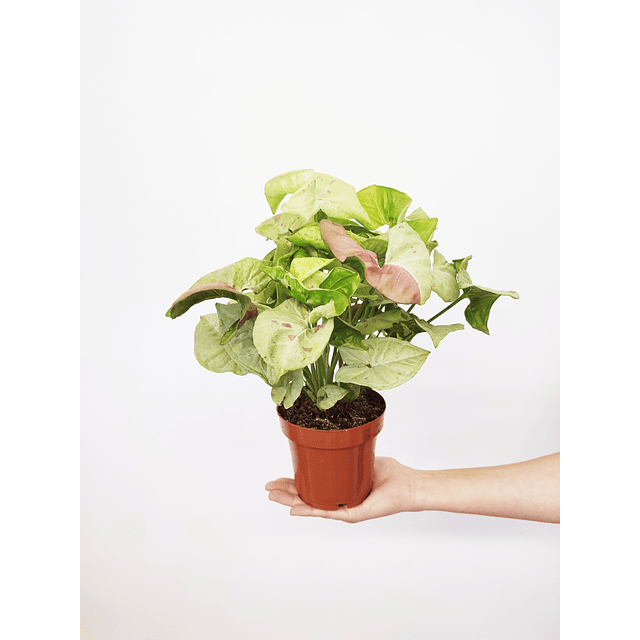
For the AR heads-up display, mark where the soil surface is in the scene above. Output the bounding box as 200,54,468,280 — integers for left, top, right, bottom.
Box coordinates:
279,388,386,431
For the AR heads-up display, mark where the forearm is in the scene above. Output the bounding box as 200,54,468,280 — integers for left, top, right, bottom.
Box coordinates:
408,453,560,523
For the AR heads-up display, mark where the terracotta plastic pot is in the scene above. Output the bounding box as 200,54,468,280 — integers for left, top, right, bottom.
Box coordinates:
277,392,385,510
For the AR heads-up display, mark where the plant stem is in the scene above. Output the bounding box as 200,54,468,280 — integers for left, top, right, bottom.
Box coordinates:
426,292,468,324
303,368,315,394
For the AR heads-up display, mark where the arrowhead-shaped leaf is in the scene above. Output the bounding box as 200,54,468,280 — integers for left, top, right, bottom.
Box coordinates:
431,249,460,302
276,173,375,228
264,168,316,214
411,317,465,347
288,224,331,252
271,368,304,408
320,219,426,304
336,337,430,390
355,308,405,335
253,299,334,380
463,286,519,335
167,257,271,319
260,264,351,321
401,207,438,245
290,257,337,282
316,384,350,410
329,317,368,350
168,283,251,320
356,184,412,229
452,255,474,288
194,314,246,376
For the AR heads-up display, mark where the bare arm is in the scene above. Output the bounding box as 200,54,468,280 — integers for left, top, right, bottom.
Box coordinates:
266,453,560,524
409,453,560,523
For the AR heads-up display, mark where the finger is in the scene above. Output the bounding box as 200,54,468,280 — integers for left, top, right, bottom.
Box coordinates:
267,489,305,508
289,504,362,523
264,478,297,492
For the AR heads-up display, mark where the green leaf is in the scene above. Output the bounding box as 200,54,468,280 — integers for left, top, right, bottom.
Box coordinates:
355,309,405,335
167,283,251,320
452,255,474,288
255,210,310,240
288,224,330,252
359,235,388,259
194,314,246,376
253,299,334,380
335,337,430,390
383,222,434,304
463,286,519,335
329,317,368,350
356,184,412,229
191,257,271,293
321,219,430,304
316,384,350,410
264,169,316,214
273,239,298,268
401,207,438,245
411,317,465,347
431,249,460,302
279,172,375,228
290,257,336,282
319,266,361,299
224,316,279,384
260,264,350,321
215,301,245,334
271,369,304,408
167,257,271,319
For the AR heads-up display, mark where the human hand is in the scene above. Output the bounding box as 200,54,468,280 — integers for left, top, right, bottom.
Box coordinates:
265,457,417,523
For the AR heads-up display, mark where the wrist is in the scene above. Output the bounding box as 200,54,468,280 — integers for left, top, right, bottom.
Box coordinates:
406,467,448,513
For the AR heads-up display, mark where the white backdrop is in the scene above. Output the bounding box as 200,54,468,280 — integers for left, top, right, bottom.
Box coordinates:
81,1,559,638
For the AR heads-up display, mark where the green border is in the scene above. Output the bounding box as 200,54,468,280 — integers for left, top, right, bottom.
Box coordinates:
561,0,640,640
0,0,80,640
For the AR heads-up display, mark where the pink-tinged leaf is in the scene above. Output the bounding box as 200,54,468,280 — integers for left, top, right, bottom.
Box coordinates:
319,219,420,304
237,304,258,329
167,283,251,319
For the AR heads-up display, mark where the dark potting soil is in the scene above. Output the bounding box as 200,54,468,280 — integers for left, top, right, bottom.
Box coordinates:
279,388,385,431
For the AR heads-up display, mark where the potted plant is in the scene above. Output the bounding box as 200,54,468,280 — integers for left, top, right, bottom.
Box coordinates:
167,169,518,510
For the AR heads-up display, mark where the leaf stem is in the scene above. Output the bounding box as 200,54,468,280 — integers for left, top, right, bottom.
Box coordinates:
426,292,468,324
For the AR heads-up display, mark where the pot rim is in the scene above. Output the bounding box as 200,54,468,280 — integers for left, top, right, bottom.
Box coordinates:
277,390,386,450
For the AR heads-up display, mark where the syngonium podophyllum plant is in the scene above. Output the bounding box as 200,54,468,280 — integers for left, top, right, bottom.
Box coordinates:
167,169,519,411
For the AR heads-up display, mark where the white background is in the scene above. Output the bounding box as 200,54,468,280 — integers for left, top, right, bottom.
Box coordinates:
80,1,560,639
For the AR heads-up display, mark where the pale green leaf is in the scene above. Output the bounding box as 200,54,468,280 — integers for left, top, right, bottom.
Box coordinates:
431,249,460,302
271,369,304,408
280,173,375,228
412,318,465,348
336,337,430,390
355,309,404,335
260,264,350,320
452,255,474,288
290,257,336,282
401,207,438,244
356,184,412,229
264,169,316,213
223,316,279,384
384,223,434,304
253,299,334,380
316,385,350,410
191,257,271,293
288,224,330,251
194,314,246,376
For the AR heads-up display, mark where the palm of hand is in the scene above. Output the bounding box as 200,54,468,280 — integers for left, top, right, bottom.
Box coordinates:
265,457,414,523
